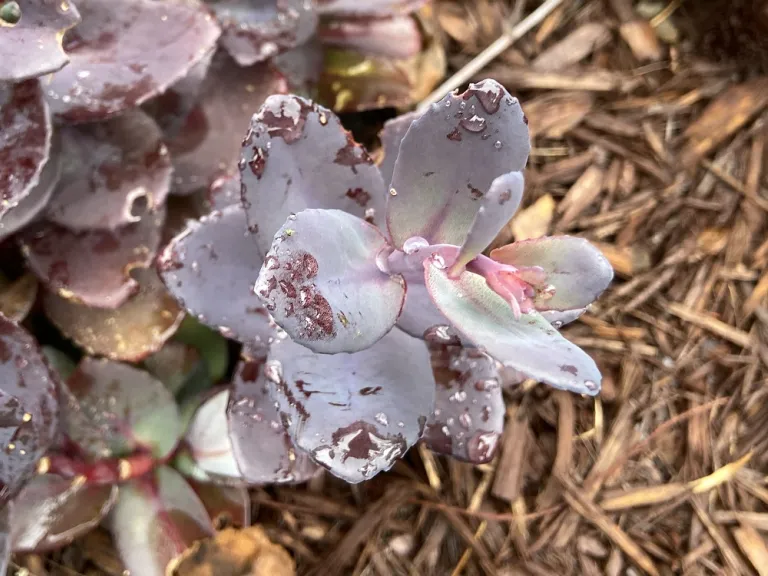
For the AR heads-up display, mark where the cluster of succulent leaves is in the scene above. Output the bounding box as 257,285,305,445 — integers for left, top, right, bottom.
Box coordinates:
0,0,447,574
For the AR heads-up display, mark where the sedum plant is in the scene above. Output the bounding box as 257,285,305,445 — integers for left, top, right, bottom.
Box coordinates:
160,79,614,484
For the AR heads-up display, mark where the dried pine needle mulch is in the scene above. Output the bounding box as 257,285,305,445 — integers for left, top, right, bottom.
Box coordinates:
21,0,768,575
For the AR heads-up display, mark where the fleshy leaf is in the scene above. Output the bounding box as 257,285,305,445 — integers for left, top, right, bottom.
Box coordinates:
256,209,405,353
240,94,385,254
0,274,39,324
315,0,428,16
541,308,586,328
47,0,221,123
109,466,214,576
423,345,504,463
44,267,184,361
0,0,80,82
376,110,419,191
0,80,51,219
62,357,182,459
184,388,243,482
228,356,318,484
490,236,613,312
207,174,240,211
450,171,524,273
425,260,602,395
143,341,206,397
0,135,61,242
211,0,318,66
0,317,59,502
173,315,230,385
21,209,165,309
266,328,435,483
46,109,171,231
317,14,421,59
395,268,452,339
272,37,323,96
186,479,250,528
387,79,530,248
165,52,287,196
10,474,117,552
159,204,274,348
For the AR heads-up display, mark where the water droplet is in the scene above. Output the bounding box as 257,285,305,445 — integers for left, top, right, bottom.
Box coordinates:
494,141,503,150
288,213,297,221
459,413,472,429
431,254,446,269
402,236,429,255
374,412,389,426
552,320,563,329
449,390,467,403
459,115,487,133
265,360,282,384
389,188,398,196
584,380,598,392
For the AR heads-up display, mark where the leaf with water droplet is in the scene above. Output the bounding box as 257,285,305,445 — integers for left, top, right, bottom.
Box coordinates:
423,345,504,463
376,110,419,192
256,209,404,353
0,0,80,82
109,466,214,576
266,328,435,483
46,109,171,231
240,94,385,254
227,355,319,485
387,79,529,249
159,203,274,349
211,0,317,67
490,236,613,312
10,474,118,553
62,357,182,460
424,260,603,395
46,0,220,123
22,208,166,309
0,80,52,220
44,267,184,362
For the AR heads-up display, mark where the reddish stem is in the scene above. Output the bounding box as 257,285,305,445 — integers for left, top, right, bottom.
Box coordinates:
46,450,158,485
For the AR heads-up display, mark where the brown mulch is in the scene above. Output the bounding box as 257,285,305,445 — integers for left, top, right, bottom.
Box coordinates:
20,0,768,574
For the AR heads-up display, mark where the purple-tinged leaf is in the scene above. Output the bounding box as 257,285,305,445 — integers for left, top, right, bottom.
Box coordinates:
62,357,182,460
10,474,117,552
166,52,287,196
240,94,385,254
387,79,529,249
207,175,240,211
0,505,7,575
0,135,61,242
159,204,274,348
0,316,59,503
315,0,428,16
423,345,504,463
44,267,184,362
0,80,51,219
21,209,165,309
424,260,602,395
184,388,243,482
46,109,171,231
541,308,586,329
272,37,323,95
47,0,221,123
266,328,435,483
490,236,613,312
318,14,421,59
450,171,524,274
395,268,452,339
109,467,214,576
0,274,39,324
256,209,404,353
186,479,250,528
376,110,419,191
0,0,80,82
228,357,318,484
211,0,318,66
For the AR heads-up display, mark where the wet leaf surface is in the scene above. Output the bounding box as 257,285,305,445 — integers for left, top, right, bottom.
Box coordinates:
256,209,404,353
375,110,419,192
211,0,318,66
46,109,171,231
165,52,287,196
159,204,274,348
0,316,59,502
10,473,117,552
21,208,165,309
395,269,454,339
62,357,181,460
109,466,214,576
228,356,318,484
425,260,602,395
0,0,80,82
387,79,529,248
44,267,184,362
0,80,51,219
239,94,385,254
490,236,613,313
423,345,504,463
266,328,435,483
47,0,221,123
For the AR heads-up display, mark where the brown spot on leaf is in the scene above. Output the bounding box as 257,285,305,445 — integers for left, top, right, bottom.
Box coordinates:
447,127,462,142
